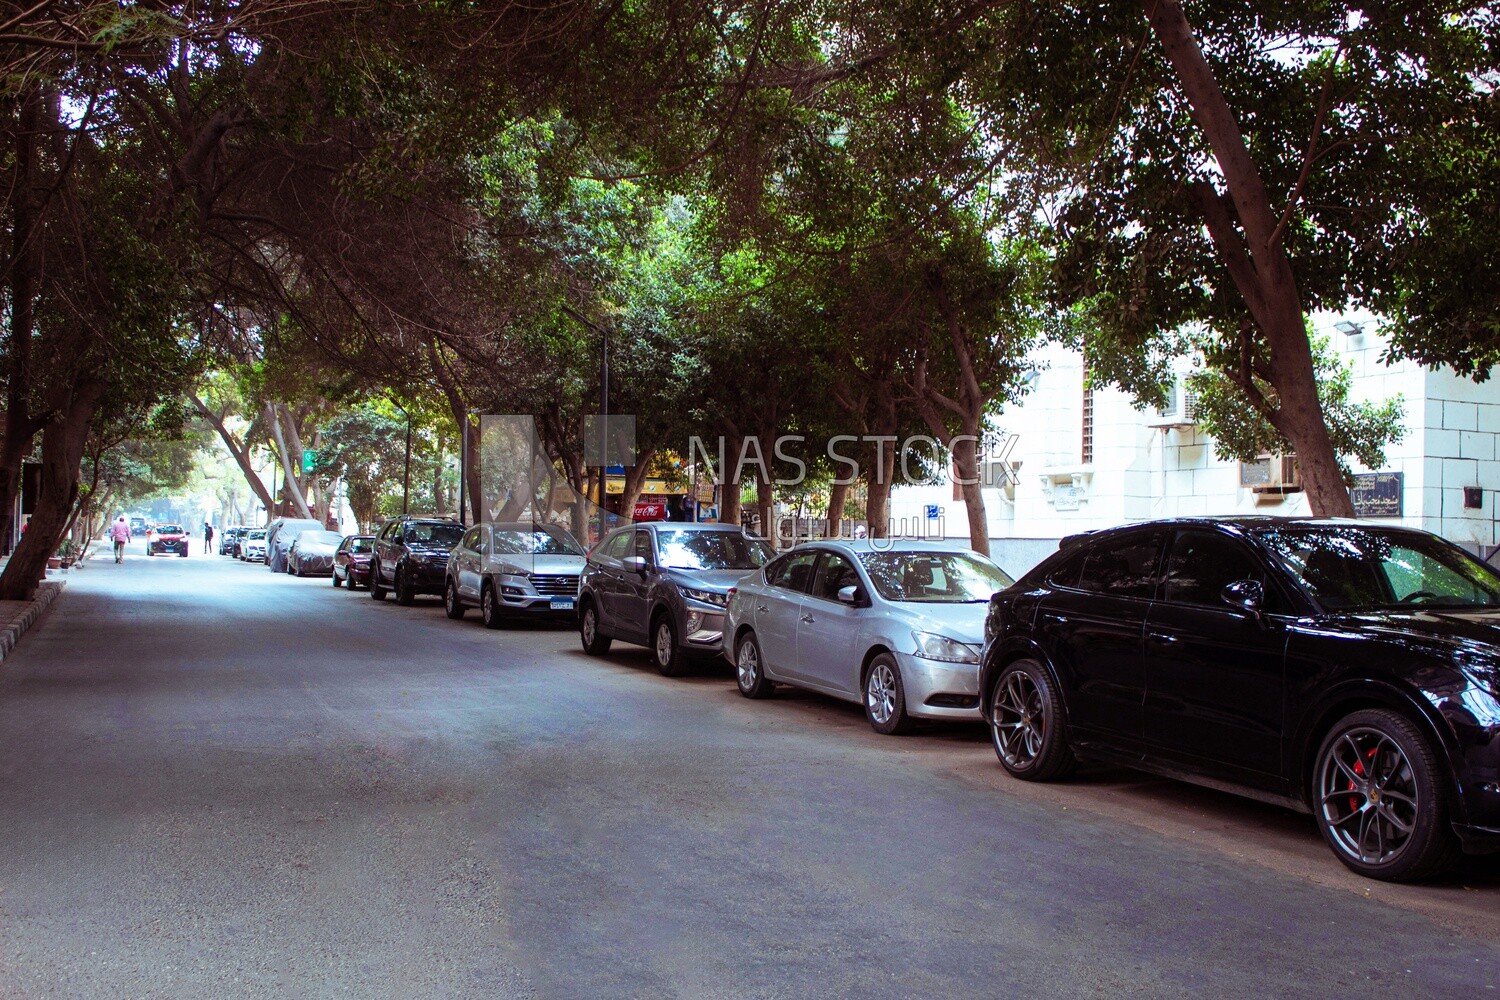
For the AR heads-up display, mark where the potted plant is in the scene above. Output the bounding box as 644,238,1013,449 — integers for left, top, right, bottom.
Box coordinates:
54,540,75,569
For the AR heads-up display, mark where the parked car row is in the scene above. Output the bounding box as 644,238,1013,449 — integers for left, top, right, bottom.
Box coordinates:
236,509,1500,883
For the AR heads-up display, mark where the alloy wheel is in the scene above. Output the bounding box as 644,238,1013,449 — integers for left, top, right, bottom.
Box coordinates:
655,621,674,668
736,640,760,690
866,662,899,725
992,670,1046,769
1318,727,1421,867
582,606,596,645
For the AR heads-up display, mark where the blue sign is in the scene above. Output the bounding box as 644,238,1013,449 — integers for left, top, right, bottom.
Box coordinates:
924,504,940,520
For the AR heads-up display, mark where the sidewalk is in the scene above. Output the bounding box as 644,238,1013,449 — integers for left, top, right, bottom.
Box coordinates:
0,556,67,664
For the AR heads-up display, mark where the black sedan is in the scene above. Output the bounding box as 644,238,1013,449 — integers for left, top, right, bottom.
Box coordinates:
979,516,1500,882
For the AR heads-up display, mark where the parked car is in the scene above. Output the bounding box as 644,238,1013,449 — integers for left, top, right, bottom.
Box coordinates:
369,516,465,605
579,523,774,675
979,516,1500,882
724,541,1013,733
333,534,375,589
288,530,344,577
266,517,324,571
220,526,246,556
240,528,267,562
444,521,587,627
146,523,190,557
130,516,147,537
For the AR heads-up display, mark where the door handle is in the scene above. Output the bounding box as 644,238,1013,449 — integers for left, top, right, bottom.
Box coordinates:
1147,631,1179,645
756,605,770,614
800,614,815,624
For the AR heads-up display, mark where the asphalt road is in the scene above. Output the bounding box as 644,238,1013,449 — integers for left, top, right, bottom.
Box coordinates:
1,540,1498,999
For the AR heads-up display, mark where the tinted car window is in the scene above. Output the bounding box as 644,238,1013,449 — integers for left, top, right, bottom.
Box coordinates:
812,553,862,602
462,527,483,551
404,522,463,546
767,550,818,593
1164,530,1263,607
1076,530,1164,599
600,531,631,560
1257,526,1500,610
655,530,773,570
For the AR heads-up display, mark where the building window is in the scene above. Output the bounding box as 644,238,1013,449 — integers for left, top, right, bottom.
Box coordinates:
1082,386,1094,464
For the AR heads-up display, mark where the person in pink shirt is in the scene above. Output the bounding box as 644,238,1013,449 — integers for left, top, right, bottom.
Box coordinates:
109,515,131,563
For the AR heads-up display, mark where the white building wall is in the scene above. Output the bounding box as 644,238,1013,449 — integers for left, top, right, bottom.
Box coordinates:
890,317,1500,576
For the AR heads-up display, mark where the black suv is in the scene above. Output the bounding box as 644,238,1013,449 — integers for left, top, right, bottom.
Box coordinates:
980,516,1500,882
369,516,465,605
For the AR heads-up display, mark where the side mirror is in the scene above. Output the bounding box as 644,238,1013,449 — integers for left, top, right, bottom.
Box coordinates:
837,584,865,606
1221,579,1264,613
622,555,649,574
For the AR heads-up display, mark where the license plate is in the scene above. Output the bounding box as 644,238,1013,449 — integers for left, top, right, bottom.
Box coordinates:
550,598,575,611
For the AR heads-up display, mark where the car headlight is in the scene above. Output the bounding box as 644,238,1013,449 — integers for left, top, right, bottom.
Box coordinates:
683,588,728,608
912,631,980,664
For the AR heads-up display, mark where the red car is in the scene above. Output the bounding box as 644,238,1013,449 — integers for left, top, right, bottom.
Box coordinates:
332,534,375,588
147,523,190,557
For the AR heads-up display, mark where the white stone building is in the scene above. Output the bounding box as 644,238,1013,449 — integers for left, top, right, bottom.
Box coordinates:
889,315,1500,577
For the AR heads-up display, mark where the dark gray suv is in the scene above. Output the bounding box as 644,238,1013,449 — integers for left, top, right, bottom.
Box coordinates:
579,522,774,675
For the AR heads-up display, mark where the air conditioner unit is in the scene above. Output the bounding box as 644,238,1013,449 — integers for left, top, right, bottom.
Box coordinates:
1241,453,1302,495
1146,376,1199,428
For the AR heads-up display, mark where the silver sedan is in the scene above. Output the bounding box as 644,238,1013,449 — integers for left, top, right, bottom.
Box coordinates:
723,540,1014,734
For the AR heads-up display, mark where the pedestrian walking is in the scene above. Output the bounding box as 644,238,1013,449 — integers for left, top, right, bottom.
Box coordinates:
204,521,214,554
109,515,131,563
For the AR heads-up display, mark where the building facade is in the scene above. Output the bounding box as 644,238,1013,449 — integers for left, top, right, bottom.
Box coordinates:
890,316,1500,576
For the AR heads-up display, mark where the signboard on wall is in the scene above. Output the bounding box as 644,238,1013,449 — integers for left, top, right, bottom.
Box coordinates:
1350,471,1403,517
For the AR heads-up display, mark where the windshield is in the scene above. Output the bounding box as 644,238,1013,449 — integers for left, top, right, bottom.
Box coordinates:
858,551,1014,603
156,525,183,534
248,530,265,540
656,530,773,571
492,527,585,556
1256,526,1500,610
404,523,464,546
347,537,373,553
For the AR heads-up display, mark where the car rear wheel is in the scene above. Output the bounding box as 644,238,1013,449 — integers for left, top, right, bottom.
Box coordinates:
444,579,466,620
864,653,912,735
579,600,610,654
989,659,1076,780
394,564,415,606
735,633,774,699
370,561,387,601
652,614,688,677
1313,708,1458,882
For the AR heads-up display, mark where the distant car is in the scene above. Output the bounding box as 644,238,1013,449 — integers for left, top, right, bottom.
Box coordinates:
369,516,465,605
444,521,587,627
147,523,190,557
724,541,1013,734
578,522,774,676
333,534,375,589
219,526,246,556
130,516,147,537
266,517,324,571
240,529,267,562
979,516,1500,882
288,530,344,577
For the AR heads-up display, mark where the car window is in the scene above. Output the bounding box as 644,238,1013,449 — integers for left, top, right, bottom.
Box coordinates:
1076,530,1165,599
767,550,818,593
811,553,862,602
600,530,631,561
349,537,372,553
403,522,463,546
633,530,654,562
462,527,482,551
1257,526,1500,610
1164,530,1264,608
654,530,773,570
858,551,1013,603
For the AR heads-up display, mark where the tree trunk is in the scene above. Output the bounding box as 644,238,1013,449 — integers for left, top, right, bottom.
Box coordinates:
619,446,658,526
265,402,313,519
866,401,899,538
1144,0,1354,516
951,428,989,556
0,86,43,555
825,480,849,538
755,472,776,546
0,380,103,600
191,395,274,512
719,432,743,528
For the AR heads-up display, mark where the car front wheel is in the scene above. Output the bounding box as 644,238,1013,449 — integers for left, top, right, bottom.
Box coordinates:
652,614,688,677
579,600,610,654
394,564,415,606
370,561,387,601
735,633,774,699
989,659,1075,780
864,653,912,735
1313,708,1457,882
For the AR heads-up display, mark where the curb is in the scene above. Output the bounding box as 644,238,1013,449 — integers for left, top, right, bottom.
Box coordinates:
0,580,64,663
